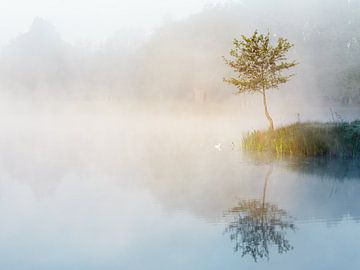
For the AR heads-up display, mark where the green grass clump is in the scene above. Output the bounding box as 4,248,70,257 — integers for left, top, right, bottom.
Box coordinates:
242,121,360,157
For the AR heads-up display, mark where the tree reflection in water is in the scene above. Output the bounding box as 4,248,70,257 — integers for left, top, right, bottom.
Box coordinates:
224,166,295,261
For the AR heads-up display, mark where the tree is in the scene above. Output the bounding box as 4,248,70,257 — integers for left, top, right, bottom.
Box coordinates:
223,31,297,130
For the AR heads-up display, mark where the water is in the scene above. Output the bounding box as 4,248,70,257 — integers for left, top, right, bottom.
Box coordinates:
0,108,359,269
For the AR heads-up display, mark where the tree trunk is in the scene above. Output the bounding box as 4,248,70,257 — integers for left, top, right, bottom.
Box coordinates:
262,89,274,130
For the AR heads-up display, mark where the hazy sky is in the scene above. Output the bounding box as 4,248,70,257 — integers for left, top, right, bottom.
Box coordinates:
0,0,228,47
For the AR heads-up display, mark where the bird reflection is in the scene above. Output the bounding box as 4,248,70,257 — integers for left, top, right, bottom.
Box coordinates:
224,166,295,262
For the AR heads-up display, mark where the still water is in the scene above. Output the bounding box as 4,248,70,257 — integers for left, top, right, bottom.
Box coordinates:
0,109,359,269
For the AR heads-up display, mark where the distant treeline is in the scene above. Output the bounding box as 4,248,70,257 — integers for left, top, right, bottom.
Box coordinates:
0,0,360,103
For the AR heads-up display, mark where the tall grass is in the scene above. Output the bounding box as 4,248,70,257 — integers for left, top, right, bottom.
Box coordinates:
242,121,360,157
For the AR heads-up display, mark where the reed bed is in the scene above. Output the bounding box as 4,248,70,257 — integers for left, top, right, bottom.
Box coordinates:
242,121,360,157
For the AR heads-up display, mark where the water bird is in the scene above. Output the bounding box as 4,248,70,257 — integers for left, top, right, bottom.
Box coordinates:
214,143,222,151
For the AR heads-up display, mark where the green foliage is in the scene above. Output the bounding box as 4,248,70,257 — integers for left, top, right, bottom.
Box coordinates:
223,31,297,94
242,121,360,157
223,31,297,130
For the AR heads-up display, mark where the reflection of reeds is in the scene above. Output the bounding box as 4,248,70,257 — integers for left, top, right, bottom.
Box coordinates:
288,157,360,180
242,121,360,157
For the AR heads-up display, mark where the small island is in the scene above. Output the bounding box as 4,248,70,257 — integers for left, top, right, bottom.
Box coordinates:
242,121,360,157
223,31,360,158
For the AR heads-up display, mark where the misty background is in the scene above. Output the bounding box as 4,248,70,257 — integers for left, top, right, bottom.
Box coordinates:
0,0,359,109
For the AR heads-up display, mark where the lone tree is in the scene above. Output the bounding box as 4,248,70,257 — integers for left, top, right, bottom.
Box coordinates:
223,31,297,130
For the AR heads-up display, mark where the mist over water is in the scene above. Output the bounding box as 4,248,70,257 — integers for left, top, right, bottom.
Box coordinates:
0,0,360,269
1,107,360,269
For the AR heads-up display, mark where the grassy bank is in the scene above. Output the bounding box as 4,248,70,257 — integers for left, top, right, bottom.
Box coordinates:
242,121,360,157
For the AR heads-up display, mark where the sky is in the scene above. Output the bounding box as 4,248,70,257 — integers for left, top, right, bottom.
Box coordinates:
0,0,228,47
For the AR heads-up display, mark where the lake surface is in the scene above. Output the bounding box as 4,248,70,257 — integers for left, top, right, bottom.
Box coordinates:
0,108,359,269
